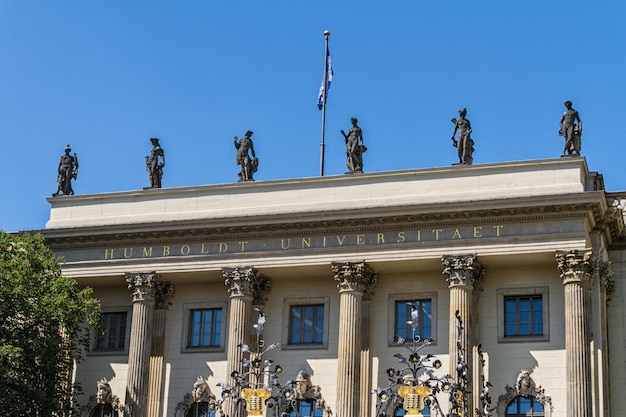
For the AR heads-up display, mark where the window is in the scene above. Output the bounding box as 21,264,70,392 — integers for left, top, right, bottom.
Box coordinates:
94,312,128,353
389,293,437,345
185,402,215,417
283,297,329,349
395,299,432,340
188,308,222,348
89,404,119,417
289,304,324,345
504,295,543,337
497,287,549,343
506,396,545,417
289,399,323,417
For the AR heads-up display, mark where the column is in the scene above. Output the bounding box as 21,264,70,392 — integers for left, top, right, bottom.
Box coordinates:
441,254,484,414
147,280,174,417
222,266,271,417
125,272,159,417
598,264,615,417
331,261,377,417
556,250,596,417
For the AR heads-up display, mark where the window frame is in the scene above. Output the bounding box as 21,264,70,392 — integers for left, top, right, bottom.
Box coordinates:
388,292,437,346
90,308,131,356
282,297,329,350
182,302,227,353
497,287,549,343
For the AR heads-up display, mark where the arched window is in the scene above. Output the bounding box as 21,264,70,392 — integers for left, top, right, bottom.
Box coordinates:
289,399,324,417
89,404,119,417
506,396,545,417
185,402,215,417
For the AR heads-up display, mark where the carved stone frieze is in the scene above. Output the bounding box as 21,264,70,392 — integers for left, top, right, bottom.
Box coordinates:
222,266,271,303
441,254,484,287
331,261,377,293
496,371,552,417
555,250,597,286
125,272,158,303
174,377,218,417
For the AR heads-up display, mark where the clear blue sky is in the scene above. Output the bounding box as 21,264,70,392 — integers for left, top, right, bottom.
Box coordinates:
1,1,625,232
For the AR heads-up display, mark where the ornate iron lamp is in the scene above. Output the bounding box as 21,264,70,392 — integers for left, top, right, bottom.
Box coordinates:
216,309,296,417
373,309,491,417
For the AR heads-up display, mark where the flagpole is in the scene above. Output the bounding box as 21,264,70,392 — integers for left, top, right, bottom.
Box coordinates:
319,30,330,176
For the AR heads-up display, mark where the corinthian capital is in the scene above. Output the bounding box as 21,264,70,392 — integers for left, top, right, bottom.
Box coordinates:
125,272,158,304
599,263,615,295
331,261,378,293
222,266,271,304
441,254,484,287
154,279,175,309
555,250,597,286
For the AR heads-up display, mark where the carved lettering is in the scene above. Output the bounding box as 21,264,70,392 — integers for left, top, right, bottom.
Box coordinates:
219,243,228,253
377,233,385,244
281,239,291,249
104,249,114,260
163,246,170,256
302,237,311,248
238,241,248,252
493,225,504,236
473,227,482,238
336,235,346,245
323,236,327,247
143,247,153,257
417,230,421,241
201,243,210,254
181,245,191,255
397,231,405,243
124,248,133,258
432,229,443,240
452,229,462,239
357,235,365,245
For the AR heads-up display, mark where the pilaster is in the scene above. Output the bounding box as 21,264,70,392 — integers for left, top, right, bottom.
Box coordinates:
331,261,377,417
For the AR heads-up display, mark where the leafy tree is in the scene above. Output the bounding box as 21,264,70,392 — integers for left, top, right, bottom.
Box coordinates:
0,231,101,416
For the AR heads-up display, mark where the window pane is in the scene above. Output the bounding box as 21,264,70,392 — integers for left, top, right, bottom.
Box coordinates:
189,308,221,348
289,304,324,345
95,312,127,352
395,299,433,340
504,295,543,337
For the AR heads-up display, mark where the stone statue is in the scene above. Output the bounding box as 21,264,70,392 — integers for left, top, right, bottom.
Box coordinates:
559,100,582,156
96,378,113,404
53,144,79,196
145,137,165,188
451,108,474,165
340,117,367,173
234,130,258,182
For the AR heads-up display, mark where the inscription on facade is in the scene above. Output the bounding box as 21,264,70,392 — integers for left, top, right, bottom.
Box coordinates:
75,225,505,262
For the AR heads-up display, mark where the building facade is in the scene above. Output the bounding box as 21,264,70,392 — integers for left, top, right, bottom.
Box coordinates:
43,157,626,417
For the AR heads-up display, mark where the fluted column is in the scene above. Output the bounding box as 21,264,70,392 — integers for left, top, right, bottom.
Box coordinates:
441,254,484,414
331,261,377,417
360,290,373,417
598,264,615,417
556,250,597,417
125,272,159,417
147,280,174,417
222,266,271,417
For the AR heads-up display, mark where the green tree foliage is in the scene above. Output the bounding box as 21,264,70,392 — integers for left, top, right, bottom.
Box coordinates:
0,232,101,416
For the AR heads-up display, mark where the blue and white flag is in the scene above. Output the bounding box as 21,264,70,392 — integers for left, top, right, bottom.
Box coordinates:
317,47,333,110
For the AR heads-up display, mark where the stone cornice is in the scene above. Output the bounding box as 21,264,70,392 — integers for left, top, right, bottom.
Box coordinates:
43,197,609,250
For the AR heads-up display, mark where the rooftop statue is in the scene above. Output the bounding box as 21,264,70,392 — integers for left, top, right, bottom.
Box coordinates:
450,108,474,165
341,117,367,173
146,137,165,188
559,100,582,156
53,144,79,196
234,130,258,182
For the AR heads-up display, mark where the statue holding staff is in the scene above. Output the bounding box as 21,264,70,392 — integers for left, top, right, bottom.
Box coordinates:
341,117,367,173
234,130,258,182
53,144,79,196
